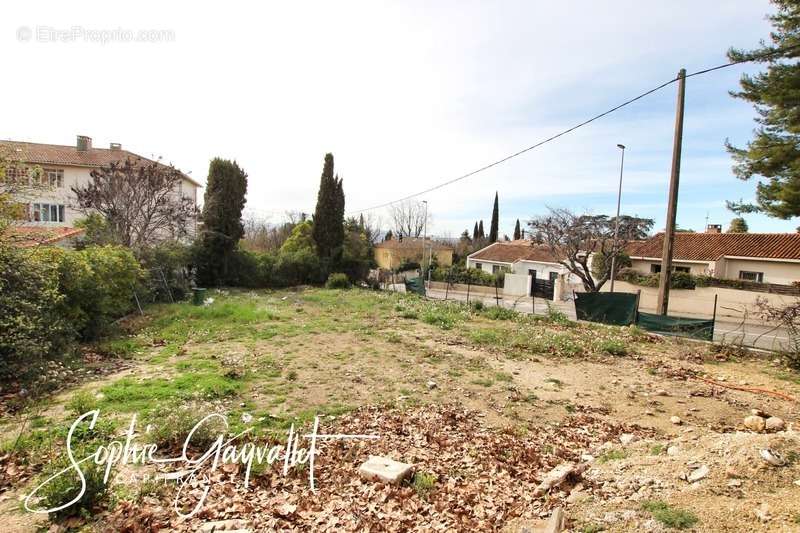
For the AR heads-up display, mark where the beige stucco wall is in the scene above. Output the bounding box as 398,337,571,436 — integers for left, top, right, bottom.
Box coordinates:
601,280,796,320
375,247,453,270
717,258,800,285
629,258,711,276
466,258,510,274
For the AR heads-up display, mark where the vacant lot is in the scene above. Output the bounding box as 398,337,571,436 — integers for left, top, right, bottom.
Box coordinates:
1,287,799,532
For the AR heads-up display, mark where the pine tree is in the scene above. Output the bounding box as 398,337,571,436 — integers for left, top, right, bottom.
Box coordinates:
385,229,393,241
728,217,749,233
196,158,248,285
478,220,485,240
312,154,345,272
489,192,499,242
472,222,479,241
727,1,800,218
513,219,521,240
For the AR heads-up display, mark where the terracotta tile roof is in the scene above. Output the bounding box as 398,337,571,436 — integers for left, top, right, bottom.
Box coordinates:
8,226,85,247
0,140,201,187
469,241,561,264
625,232,800,261
375,237,453,251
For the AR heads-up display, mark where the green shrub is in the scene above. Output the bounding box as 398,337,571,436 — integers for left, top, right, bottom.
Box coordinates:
66,391,98,417
0,244,70,377
325,272,350,289
45,245,143,340
138,242,193,301
35,449,109,520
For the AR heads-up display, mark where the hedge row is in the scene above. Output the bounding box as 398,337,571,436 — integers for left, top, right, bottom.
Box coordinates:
0,244,143,378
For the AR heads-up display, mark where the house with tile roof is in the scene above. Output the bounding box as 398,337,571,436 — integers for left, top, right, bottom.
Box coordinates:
624,226,800,285
466,240,582,286
1,135,200,242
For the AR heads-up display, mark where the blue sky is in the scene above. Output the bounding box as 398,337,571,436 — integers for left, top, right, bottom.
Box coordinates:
2,0,794,236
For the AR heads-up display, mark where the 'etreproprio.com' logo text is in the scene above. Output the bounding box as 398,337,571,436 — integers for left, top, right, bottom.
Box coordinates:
16,26,175,44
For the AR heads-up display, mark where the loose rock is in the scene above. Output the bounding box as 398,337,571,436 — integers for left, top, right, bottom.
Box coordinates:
765,416,785,432
687,465,709,483
670,416,682,425
619,434,638,445
358,455,415,485
743,415,766,432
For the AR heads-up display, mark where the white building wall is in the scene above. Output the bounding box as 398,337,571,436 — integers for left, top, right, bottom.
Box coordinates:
18,164,199,237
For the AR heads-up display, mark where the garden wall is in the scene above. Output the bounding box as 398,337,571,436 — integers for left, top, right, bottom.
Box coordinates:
600,280,796,320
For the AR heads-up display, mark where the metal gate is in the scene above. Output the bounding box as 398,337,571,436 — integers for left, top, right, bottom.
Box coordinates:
529,271,554,300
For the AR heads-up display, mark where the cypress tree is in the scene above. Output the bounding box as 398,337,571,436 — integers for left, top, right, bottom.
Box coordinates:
478,220,485,239
385,229,393,241
472,222,479,241
489,192,499,242
312,154,345,273
513,219,521,240
196,158,248,285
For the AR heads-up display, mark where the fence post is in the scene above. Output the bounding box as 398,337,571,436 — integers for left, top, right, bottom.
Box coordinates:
494,278,500,307
444,269,450,301
635,289,642,323
710,293,718,341
466,276,471,304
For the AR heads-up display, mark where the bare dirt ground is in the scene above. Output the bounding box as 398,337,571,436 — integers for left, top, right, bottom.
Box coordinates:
1,288,798,532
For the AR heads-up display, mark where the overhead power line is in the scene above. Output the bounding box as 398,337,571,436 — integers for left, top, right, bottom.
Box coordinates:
347,43,800,216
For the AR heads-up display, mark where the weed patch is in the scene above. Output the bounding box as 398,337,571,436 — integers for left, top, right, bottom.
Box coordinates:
641,500,698,529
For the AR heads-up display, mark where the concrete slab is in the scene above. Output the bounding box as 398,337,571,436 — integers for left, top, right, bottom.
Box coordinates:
358,455,415,485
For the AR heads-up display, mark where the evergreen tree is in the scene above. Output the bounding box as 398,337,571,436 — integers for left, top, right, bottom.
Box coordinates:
472,222,479,241
312,154,345,272
489,192,499,242
728,217,749,233
478,220,485,239
513,219,521,240
384,229,393,241
196,158,248,285
727,1,800,218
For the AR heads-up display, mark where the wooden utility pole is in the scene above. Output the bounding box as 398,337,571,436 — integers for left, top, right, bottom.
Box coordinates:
656,68,686,315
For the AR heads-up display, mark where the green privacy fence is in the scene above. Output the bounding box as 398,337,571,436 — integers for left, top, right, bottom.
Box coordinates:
636,312,714,341
574,292,639,326
404,276,426,296
574,291,717,341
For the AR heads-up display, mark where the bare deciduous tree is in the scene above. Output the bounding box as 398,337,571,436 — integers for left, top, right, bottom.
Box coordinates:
388,200,430,238
72,157,197,249
529,207,653,292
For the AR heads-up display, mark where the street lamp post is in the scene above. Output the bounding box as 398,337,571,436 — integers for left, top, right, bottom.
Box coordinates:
609,144,626,293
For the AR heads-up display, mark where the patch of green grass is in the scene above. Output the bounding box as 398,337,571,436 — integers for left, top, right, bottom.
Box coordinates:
94,337,144,359
411,471,436,500
544,377,563,388
650,443,666,456
100,373,240,413
468,328,502,345
580,525,604,533
597,448,628,463
470,377,494,387
598,339,628,356
482,306,517,321
641,500,698,530
493,371,513,382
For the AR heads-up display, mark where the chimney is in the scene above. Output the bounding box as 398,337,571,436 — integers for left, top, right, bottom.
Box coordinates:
76,135,92,151
705,224,722,234
109,142,122,150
